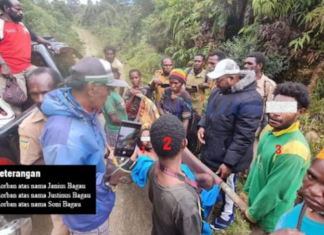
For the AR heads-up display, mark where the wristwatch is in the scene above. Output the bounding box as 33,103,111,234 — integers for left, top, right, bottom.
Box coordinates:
104,179,117,192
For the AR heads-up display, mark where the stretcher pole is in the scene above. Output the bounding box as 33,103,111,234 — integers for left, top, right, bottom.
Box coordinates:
183,148,248,211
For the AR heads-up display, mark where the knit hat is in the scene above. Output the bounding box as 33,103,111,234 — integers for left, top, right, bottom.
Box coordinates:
316,148,324,160
169,69,187,84
208,58,240,80
65,57,128,88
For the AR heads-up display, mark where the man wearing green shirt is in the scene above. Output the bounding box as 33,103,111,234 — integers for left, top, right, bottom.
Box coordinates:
241,82,311,235
102,68,128,147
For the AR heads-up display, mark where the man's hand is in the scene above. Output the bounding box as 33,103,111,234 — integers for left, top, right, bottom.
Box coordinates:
50,43,60,54
130,88,141,96
104,147,136,185
216,164,232,179
199,83,209,89
153,76,162,85
171,92,178,100
239,192,248,204
239,209,256,228
197,127,206,144
1,63,12,79
195,173,214,191
185,86,195,93
270,229,305,235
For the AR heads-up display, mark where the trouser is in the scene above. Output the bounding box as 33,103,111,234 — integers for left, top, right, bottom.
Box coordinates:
69,220,108,235
219,173,236,220
51,215,69,235
0,66,37,116
104,128,118,148
250,225,269,235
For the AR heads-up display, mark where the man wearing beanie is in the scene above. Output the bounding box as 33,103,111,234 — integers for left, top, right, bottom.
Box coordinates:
157,68,193,132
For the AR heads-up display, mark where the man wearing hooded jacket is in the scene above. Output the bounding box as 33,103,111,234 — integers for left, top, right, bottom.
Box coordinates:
197,59,263,230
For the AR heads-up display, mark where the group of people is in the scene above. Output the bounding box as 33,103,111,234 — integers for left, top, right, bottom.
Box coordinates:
0,0,323,235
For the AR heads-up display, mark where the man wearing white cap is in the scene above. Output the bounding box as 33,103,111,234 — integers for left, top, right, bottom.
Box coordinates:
197,59,263,230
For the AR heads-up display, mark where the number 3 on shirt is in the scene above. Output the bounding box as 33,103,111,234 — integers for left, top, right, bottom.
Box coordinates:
163,137,171,150
275,145,282,154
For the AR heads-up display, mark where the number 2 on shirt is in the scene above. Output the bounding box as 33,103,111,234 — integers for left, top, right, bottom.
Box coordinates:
163,137,171,150
275,145,282,154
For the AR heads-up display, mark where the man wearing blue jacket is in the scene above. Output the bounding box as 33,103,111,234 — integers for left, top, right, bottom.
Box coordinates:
40,57,127,234
40,57,127,173
197,59,263,230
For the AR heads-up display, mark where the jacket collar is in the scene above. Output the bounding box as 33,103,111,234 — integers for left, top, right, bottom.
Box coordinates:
270,121,300,137
231,71,256,93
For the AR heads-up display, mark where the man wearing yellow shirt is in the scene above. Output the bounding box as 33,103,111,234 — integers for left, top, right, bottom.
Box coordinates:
185,54,208,115
150,57,173,105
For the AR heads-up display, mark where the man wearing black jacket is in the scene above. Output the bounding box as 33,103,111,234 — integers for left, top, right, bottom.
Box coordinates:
197,59,263,230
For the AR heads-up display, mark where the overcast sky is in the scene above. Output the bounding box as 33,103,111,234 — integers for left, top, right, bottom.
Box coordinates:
79,0,99,4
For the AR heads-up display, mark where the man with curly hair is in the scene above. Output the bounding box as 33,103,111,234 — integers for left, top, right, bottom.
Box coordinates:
241,82,311,235
146,114,215,235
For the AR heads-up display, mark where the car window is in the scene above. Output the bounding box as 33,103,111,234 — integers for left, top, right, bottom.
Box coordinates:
31,51,47,67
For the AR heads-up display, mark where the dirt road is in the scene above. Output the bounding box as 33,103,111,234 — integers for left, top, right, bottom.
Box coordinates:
73,26,103,57
27,27,104,235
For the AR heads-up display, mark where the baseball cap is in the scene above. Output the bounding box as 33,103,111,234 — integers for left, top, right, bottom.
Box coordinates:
207,58,240,80
65,57,128,88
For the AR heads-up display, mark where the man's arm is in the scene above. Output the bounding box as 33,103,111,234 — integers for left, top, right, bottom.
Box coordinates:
104,97,122,125
0,54,11,77
222,99,262,167
183,119,189,133
156,94,166,115
246,155,306,223
42,144,88,166
240,159,258,203
109,113,122,125
25,24,53,48
125,89,139,110
19,133,44,165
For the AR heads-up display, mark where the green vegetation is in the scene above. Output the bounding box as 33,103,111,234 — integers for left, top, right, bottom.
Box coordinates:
22,0,83,53
21,0,324,234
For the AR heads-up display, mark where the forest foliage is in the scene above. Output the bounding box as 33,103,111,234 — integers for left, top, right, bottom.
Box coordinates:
22,0,324,89
18,1,324,232
21,0,83,53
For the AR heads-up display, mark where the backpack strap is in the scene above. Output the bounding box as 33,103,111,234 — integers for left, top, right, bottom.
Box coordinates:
297,203,307,231
204,73,208,83
185,67,193,77
0,19,4,41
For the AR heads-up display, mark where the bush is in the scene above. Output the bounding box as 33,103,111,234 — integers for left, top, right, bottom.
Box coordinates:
124,40,162,84
21,0,83,53
220,36,289,80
